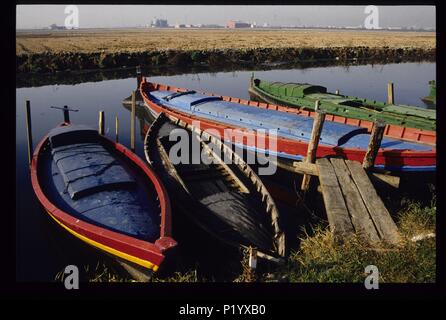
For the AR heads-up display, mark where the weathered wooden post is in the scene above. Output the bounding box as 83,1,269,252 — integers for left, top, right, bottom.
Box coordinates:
136,65,142,89
363,120,386,169
335,89,340,95
25,100,33,165
98,110,105,135
387,82,394,104
63,105,70,123
130,90,136,152
115,116,119,143
50,105,78,122
301,101,325,192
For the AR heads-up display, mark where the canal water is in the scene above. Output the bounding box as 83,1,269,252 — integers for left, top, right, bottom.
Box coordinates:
16,62,436,281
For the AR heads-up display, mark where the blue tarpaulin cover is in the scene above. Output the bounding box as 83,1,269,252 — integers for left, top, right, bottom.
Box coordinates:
44,125,160,241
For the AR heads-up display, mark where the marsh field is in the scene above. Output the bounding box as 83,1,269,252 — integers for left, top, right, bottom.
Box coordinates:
16,28,436,54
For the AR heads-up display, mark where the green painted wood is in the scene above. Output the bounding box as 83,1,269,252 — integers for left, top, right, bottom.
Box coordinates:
250,78,436,131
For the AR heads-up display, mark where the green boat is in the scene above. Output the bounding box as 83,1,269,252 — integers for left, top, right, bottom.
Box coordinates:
248,76,436,131
421,80,436,108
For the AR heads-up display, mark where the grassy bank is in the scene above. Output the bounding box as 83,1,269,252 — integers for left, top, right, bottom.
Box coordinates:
16,29,436,73
60,196,434,283
274,198,436,283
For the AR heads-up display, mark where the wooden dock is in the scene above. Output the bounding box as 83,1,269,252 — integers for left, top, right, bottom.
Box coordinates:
284,106,402,246
270,155,401,245
316,157,401,245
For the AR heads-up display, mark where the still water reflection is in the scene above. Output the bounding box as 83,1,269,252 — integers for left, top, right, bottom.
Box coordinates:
16,62,435,281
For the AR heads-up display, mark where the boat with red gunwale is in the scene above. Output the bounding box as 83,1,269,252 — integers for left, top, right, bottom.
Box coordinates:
30,122,176,280
140,78,436,172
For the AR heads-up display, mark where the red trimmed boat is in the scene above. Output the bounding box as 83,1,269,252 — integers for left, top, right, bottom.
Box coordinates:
140,78,436,172
30,123,176,280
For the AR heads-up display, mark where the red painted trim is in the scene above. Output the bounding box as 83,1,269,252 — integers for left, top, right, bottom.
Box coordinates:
30,124,177,269
139,79,436,169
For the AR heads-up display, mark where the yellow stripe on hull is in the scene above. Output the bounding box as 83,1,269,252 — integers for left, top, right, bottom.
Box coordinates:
46,210,159,272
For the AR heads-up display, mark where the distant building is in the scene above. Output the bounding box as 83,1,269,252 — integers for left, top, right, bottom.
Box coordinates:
151,18,168,28
175,23,186,28
49,24,66,30
202,24,223,28
227,20,250,28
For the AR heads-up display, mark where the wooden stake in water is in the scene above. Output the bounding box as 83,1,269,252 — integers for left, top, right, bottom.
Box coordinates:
63,105,70,123
363,120,386,170
99,110,105,135
131,91,136,152
301,101,325,193
387,82,394,104
335,89,340,95
136,66,142,89
115,116,119,143
25,100,33,165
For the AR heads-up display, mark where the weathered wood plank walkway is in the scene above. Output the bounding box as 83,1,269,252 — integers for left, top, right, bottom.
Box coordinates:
316,157,401,245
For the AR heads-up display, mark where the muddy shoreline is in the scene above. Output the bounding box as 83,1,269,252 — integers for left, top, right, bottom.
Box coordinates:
16,46,436,75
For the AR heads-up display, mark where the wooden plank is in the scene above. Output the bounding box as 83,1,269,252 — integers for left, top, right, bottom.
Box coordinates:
370,172,400,189
268,158,319,176
316,158,354,236
329,158,380,243
292,161,319,176
345,160,401,245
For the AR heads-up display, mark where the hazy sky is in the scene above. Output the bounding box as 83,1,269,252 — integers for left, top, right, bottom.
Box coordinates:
16,5,435,29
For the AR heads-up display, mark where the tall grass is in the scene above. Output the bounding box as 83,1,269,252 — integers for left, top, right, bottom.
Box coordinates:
270,197,436,283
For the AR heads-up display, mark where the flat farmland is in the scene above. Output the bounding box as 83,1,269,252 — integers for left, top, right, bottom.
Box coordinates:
16,28,436,54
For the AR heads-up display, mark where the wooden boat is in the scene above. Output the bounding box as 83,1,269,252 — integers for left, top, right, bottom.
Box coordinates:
248,76,436,131
144,112,286,258
140,78,436,172
30,123,176,279
421,80,436,108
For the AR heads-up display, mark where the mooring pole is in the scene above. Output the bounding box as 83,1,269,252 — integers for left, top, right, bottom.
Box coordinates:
136,66,142,90
363,120,386,170
25,100,33,165
301,101,325,193
99,110,105,135
387,82,394,104
50,105,78,122
130,90,136,152
63,105,70,123
335,89,340,95
115,116,119,143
